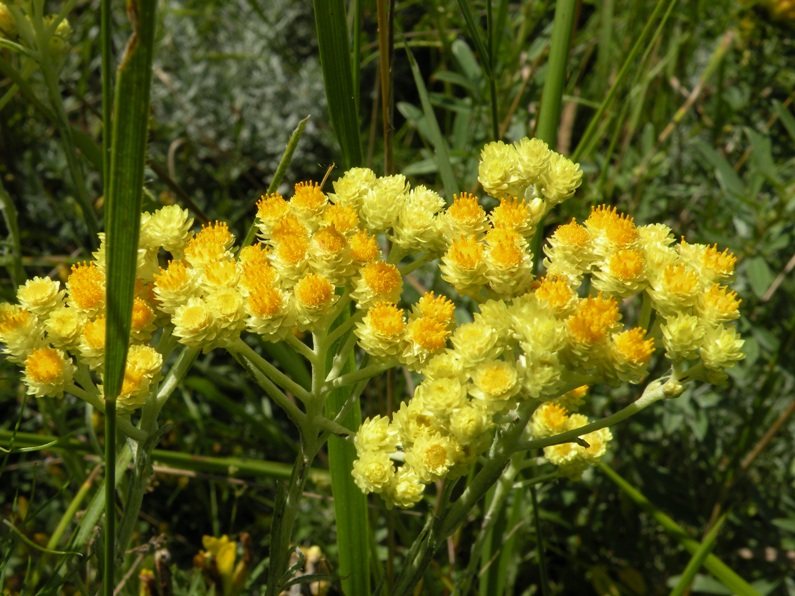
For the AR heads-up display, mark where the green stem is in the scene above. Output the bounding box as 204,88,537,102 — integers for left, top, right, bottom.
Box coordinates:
101,0,112,190
327,327,361,380
103,399,116,594
397,252,435,276
457,454,521,594
285,333,317,364
230,348,306,427
155,346,199,412
518,375,672,452
331,361,394,388
265,439,319,596
66,385,148,443
231,339,314,404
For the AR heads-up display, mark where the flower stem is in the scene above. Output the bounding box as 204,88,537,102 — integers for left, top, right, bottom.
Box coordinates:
331,361,394,388
231,339,314,404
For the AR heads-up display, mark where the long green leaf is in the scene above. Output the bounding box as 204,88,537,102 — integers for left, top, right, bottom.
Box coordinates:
535,0,577,147
404,43,459,199
325,309,370,596
599,463,759,596
103,0,159,591
104,0,158,399
313,0,362,168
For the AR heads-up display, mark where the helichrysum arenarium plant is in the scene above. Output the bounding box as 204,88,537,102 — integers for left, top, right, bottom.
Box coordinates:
0,136,744,592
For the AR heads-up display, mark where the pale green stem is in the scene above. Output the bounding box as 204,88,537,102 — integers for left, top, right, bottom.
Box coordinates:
231,338,314,404
325,308,364,348
327,328,361,381
315,416,353,438
155,346,199,412
285,334,317,364
331,360,395,388
266,329,330,595
518,375,673,452
398,252,435,276
457,454,523,595
639,291,653,330
231,349,306,428
29,464,102,586
66,384,148,442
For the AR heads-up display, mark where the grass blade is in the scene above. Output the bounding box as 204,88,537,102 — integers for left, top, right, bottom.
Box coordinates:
404,42,459,198
313,0,362,168
669,514,728,596
599,463,758,596
103,0,159,591
535,0,577,147
325,310,370,596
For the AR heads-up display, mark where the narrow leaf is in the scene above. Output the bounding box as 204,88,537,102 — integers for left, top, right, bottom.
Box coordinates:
313,0,362,168
404,43,459,199
326,309,370,596
600,463,759,596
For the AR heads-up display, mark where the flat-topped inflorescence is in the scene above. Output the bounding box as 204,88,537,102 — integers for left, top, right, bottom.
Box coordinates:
0,137,743,506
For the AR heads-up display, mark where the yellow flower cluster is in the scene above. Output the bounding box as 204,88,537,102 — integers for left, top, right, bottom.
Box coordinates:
0,207,189,407
352,138,744,507
530,387,612,479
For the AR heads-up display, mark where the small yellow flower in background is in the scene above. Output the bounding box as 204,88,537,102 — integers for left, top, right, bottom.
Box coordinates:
139,204,194,256
661,313,705,361
245,284,295,340
290,181,327,230
352,449,395,493
348,229,381,264
172,298,216,350
489,195,535,238
23,346,75,398
391,185,445,253
130,297,157,342
196,534,250,596
44,305,83,352
611,328,655,383
566,294,622,348
469,359,520,410
404,430,462,483
184,221,235,270
323,202,360,234
153,260,198,315
440,235,487,294
309,225,355,285
0,3,18,38
450,321,502,368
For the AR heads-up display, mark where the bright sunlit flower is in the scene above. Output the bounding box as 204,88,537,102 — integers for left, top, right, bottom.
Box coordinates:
17,276,65,317
23,347,75,398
